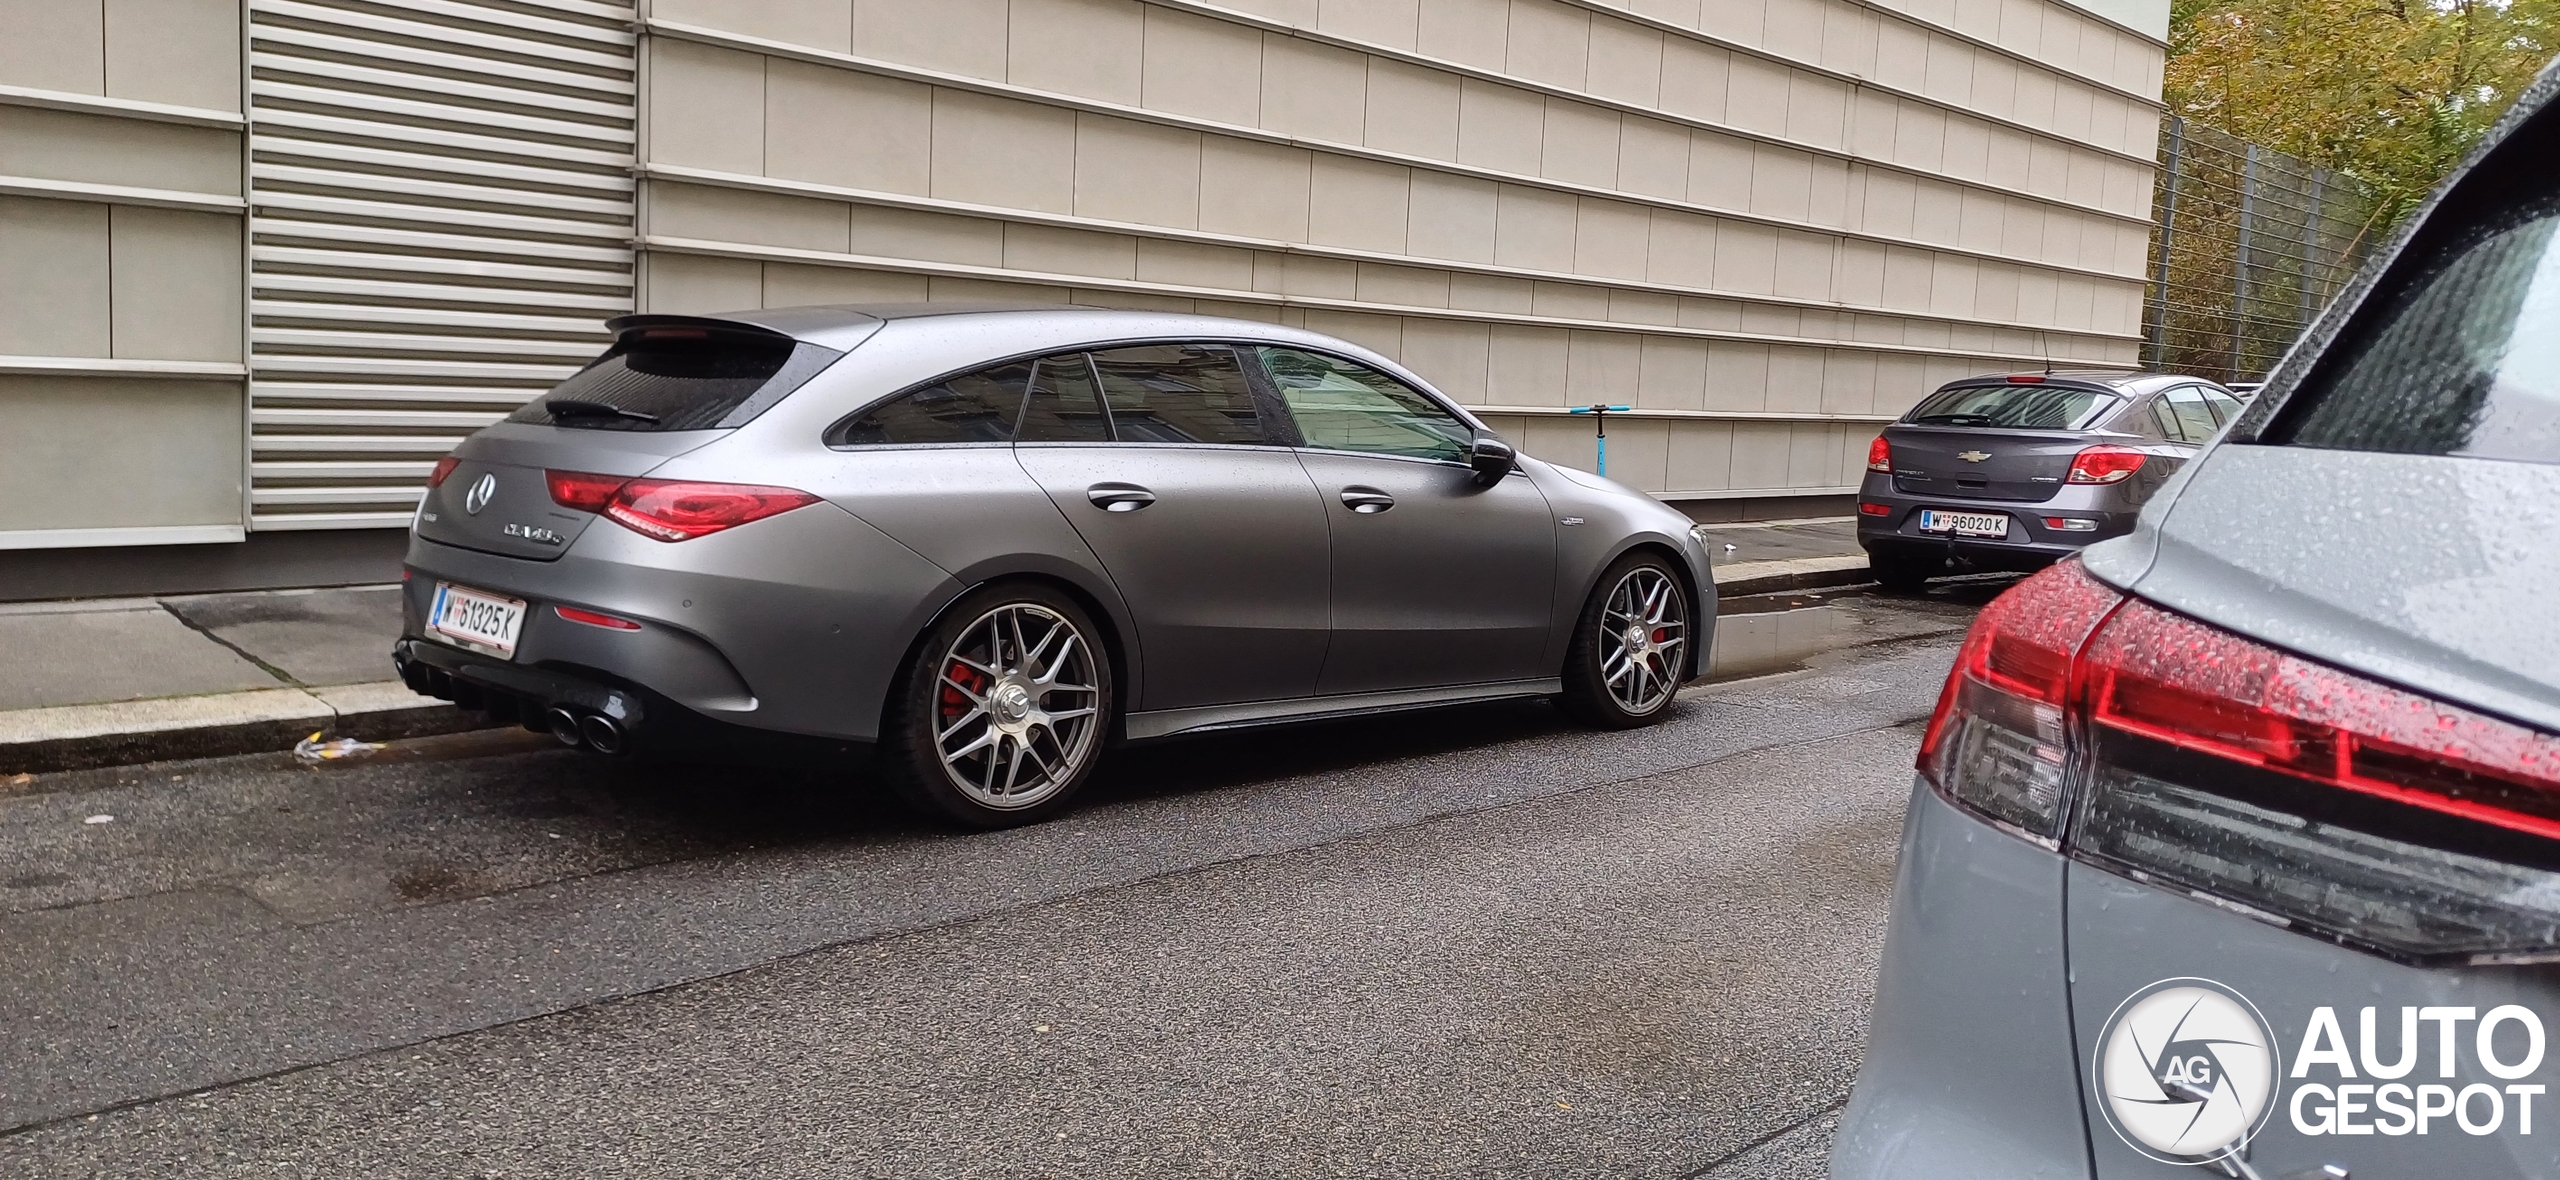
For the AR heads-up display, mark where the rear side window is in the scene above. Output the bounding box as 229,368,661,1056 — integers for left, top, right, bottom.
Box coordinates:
2277,200,2560,464
2163,385,2221,442
1906,383,2113,430
1017,354,1110,443
509,328,840,432
835,360,1033,445
1089,344,1266,445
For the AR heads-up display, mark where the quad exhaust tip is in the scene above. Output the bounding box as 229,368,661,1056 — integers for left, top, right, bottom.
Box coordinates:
578,713,626,755
544,706,583,748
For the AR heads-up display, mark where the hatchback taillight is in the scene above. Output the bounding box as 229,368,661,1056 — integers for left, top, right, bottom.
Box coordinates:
2065,445,2145,484
1925,562,2560,963
1866,436,1892,473
547,470,818,541
428,456,461,489
604,479,819,541
1918,561,2123,841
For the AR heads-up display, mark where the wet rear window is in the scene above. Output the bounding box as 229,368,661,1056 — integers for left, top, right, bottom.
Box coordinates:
508,329,841,432
2275,200,2560,464
1905,384,2113,429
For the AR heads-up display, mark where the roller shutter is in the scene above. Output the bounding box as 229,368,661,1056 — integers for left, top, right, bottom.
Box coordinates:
246,0,636,530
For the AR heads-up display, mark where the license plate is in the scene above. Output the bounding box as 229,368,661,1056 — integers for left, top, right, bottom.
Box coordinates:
427,582,527,657
1918,509,2010,538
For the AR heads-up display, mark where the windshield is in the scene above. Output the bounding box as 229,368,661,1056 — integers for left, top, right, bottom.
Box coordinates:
1905,383,2114,430
2276,199,2560,464
508,329,841,432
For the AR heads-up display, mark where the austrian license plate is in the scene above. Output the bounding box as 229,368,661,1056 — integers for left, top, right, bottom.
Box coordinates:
1918,509,2010,538
428,582,527,657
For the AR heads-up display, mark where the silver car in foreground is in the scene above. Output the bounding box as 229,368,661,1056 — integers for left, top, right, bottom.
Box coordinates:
1835,68,2560,1179
394,305,1716,826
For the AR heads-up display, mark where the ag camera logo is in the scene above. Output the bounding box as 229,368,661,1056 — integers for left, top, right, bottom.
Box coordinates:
2095,978,2281,1165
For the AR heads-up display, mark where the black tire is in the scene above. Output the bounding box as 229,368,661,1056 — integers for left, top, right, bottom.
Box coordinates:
1558,552,1694,729
1868,548,1942,593
880,582,1115,828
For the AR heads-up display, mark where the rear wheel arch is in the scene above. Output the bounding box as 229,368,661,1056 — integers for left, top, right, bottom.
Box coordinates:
886,569,1136,743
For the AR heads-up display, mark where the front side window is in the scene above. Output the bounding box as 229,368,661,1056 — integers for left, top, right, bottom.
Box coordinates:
2278,199,2560,464
1259,347,1470,462
835,360,1032,446
1906,383,2114,430
1089,344,1266,445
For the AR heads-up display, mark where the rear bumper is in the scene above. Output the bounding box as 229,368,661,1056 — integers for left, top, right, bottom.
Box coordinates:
1831,783,2091,1179
1853,475,2134,570
397,501,958,745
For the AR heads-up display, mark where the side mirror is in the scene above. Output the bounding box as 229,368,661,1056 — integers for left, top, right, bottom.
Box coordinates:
1467,434,1516,482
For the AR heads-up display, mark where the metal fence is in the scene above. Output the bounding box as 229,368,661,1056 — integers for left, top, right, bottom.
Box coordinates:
2142,117,2382,383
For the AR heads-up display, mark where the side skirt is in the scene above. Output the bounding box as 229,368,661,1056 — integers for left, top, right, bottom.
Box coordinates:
1121,678,1562,742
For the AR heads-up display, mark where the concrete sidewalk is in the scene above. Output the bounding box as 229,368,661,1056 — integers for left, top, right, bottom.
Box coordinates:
0,586,467,776
0,520,1867,776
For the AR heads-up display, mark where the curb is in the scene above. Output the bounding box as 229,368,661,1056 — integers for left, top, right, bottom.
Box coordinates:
1714,555,1872,598
0,681,486,776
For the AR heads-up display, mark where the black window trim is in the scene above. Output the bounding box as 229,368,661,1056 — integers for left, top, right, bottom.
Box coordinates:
826,335,1459,451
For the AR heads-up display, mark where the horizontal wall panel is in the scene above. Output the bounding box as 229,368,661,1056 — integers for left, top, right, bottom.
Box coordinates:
246,0,633,530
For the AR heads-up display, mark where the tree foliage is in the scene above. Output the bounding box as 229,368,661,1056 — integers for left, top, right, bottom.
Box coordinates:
2166,0,2560,226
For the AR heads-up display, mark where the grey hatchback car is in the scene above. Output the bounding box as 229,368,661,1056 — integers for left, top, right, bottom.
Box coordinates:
1834,66,2560,1180
1857,371,2245,591
393,305,1716,826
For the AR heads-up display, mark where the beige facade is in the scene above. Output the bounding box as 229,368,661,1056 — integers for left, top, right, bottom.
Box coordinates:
0,0,2167,558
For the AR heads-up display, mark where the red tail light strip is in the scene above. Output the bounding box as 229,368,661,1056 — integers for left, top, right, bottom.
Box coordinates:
545,471,819,542
2081,600,2560,843
427,456,461,489
1918,560,2124,770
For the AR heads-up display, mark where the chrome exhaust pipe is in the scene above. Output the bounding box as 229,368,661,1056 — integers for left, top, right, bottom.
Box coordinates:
577,713,627,755
544,706,584,748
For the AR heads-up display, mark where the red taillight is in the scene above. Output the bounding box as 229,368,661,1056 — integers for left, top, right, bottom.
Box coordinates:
547,470,632,512
1866,436,1892,473
2006,374,2045,383
428,456,461,488
2065,445,2145,484
1858,502,1892,516
2081,599,2560,842
1916,560,2125,837
555,605,642,631
603,479,819,541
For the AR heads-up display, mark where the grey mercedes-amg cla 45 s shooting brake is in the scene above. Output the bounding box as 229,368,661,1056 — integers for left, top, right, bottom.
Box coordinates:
1833,65,2560,1180
394,305,1716,826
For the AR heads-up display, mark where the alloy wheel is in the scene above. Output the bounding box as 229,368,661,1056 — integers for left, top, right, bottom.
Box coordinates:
1598,567,1687,714
931,603,1102,810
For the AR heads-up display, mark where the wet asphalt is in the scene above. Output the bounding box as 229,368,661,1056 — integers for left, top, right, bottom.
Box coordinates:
0,581,2007,1178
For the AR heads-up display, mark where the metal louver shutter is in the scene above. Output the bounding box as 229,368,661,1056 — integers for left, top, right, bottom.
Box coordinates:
247,0,636,530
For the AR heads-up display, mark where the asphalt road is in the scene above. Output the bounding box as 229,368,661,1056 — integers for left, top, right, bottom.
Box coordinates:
0,581,2006,1178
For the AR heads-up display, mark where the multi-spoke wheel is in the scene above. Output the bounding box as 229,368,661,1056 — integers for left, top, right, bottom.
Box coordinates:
1559,553,1693,728
885,584,1113,827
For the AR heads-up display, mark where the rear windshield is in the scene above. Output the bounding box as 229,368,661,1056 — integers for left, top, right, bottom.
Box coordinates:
1905,383,2115,430
507,329,841,432
2274,197,2560,464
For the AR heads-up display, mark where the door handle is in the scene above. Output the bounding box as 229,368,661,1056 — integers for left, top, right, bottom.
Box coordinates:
1340,487,1395,514
1086,483,1156,512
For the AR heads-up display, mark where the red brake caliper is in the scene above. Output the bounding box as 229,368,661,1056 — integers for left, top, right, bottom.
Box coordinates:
941,661,988,726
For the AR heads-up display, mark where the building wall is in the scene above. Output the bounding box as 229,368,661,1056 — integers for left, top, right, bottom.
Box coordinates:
637,0,2164,504
0,0,2166,566
0,0,246,550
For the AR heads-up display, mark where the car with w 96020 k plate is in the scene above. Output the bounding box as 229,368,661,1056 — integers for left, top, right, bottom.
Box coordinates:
393,304,1716,828
1856,371,2245,591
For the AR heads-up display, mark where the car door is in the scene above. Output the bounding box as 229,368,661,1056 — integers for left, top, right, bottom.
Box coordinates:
1012,343,1332,711
1251,345,1557,695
